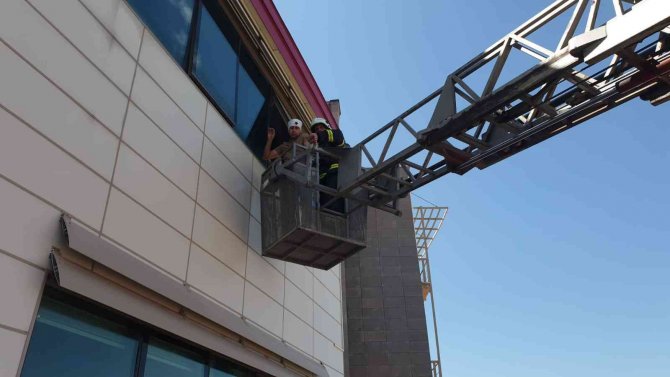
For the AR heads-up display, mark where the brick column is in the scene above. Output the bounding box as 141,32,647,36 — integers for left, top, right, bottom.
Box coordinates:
344,197,432,377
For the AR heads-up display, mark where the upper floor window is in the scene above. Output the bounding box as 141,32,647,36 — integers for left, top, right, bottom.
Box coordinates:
128,0,196,65
193,4,238,118
127,0,289,161
235,51,267,142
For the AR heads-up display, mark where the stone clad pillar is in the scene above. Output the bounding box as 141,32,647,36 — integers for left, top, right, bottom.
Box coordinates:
327,99,341,125
343,197,432,377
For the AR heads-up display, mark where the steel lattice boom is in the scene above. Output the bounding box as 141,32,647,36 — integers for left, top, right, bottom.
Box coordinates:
261,1,669,268
328,0,670,215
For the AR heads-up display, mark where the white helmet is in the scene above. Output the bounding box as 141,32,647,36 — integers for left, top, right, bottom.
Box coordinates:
287,118,302,129
310,117,331,131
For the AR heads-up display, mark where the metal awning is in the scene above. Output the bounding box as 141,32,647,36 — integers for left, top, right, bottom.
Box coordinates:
52,215,327,377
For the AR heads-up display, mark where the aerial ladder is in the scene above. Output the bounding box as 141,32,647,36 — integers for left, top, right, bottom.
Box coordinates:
261,0,670,270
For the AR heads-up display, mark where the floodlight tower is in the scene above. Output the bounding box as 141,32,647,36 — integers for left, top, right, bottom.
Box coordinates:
413,205,449,377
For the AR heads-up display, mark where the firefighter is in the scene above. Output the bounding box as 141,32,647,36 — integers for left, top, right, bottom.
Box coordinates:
309,117,346,213
263,118,308,162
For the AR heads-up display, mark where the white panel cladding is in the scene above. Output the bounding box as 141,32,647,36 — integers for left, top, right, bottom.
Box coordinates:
187,245,245,313
247,217,262,254
250,245,285,274
123,104,199,198
28,0,136,95
191,206,247,276
200,139,252,211
250,189,261,222
103,189,190,280
325,366,344,377
314,278,342,324
131,68,204,162
78,0,143,59
0,0,127,135
139,32,207,129
249,242,286,275
283,310,313,356
331,263,341,279
286,263,314,298
0,178,62,267
0,254,44,332
245,250,284,303
314,331,344,373
314,268,341,301
0,328,26,377
251,158,264,191
205,105,253,180
284,280,313,326
0,107,109,229
113,145,195,236
0,41,119,180
243,282,283,338
196,171,249,242
314,305,342,348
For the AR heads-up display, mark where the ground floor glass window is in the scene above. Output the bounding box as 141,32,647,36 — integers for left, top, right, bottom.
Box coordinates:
145,339,206,377
20,288,267,377
20,296,138,377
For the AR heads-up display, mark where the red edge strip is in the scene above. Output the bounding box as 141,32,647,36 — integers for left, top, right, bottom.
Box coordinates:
249,0,338,129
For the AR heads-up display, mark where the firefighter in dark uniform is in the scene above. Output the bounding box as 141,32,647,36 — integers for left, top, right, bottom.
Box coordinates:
309,117,345,213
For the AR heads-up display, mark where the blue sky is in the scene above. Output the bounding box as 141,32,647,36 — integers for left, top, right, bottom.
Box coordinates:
274,1,670,376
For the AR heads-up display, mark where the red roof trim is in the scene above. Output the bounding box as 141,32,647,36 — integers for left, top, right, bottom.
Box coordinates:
249,0,338,129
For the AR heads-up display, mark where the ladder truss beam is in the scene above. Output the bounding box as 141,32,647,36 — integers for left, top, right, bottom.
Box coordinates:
337,0,670,212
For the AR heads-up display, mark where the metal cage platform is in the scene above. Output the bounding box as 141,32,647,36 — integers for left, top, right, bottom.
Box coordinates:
261,145,367,270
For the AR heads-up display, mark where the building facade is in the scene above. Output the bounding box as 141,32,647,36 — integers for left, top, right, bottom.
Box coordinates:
0,0,432,376
0,0,345,375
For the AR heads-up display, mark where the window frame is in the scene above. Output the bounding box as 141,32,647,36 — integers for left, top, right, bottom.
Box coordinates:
20,286,270,377
126,0,289,160
187,0,240,125
185,0,293,161
184,0,283,148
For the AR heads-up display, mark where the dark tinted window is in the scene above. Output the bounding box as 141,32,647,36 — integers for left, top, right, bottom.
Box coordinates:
21,290,268,377
193,4,238,117
128,0,195,66
246,101,286,159
127,0,287,160
236,64,266,141
211,359,255,377
144,338,206,377
21,297,139,377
